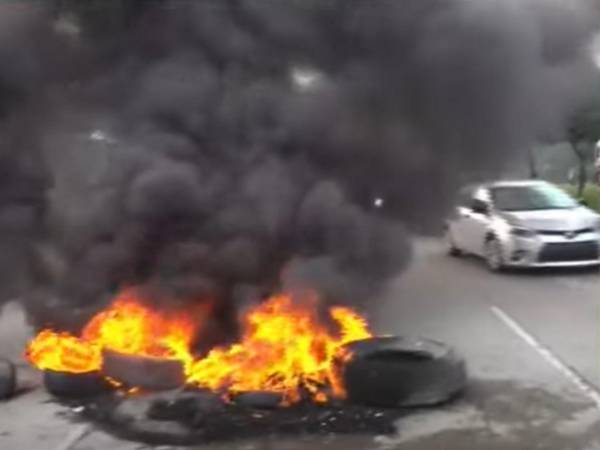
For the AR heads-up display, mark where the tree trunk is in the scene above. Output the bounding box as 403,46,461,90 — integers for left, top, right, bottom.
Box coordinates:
527,148,538,179
570,142,587,198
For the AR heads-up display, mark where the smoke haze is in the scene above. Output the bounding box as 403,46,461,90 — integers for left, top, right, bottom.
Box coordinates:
0,0,597,338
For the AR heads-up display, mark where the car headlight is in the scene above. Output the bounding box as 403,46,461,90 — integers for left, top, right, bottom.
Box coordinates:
510,227,537,238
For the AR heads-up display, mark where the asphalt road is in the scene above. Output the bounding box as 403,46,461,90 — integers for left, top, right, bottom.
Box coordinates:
372,238,600,449
1,237,600,449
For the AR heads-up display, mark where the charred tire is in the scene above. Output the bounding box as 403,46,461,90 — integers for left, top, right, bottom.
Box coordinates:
102,350,185,391
0,359,16,400
44,370,108,398
340,336,466,408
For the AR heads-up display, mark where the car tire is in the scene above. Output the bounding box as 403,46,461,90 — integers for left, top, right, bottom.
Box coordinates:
0,359,16,400
484,236,505,272
445,228,462,257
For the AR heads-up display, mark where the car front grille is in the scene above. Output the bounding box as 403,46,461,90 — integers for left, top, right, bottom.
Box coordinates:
537,228,594,236
538,241,600,263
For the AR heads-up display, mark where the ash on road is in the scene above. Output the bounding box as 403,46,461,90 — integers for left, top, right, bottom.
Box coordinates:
1,238,600,450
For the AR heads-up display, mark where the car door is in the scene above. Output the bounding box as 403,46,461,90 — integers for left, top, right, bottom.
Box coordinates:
462,188,492,255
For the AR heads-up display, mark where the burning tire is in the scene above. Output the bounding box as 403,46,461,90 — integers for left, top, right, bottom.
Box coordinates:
101,349,185,391
0,359,16,400
339,336,466,408
44,370,108,398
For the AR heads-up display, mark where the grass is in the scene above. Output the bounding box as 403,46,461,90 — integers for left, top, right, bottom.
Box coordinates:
562,184,600,212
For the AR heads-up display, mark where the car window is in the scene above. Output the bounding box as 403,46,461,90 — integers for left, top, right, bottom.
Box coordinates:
490,183,577,211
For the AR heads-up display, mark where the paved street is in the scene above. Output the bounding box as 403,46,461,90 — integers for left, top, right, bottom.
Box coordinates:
1,238,600,449
373,238,600,449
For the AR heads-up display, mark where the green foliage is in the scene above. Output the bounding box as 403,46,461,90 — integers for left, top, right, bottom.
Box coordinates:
565,86,600,197
562,183,600,212
567,87,600,145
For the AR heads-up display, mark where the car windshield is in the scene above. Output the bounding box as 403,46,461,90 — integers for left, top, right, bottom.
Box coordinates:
490,184,578,211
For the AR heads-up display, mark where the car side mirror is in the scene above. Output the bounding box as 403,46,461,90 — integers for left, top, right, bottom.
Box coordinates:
472,200,489,215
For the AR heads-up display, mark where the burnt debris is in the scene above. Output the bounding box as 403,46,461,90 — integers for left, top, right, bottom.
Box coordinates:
44,335,468,445
0,0,596,334
76,390,403,446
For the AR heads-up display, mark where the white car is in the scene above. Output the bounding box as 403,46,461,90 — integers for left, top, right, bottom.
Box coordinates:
445,180,600,270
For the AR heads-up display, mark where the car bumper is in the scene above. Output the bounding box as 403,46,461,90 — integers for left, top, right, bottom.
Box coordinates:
500,232,600,268
509,259,600,268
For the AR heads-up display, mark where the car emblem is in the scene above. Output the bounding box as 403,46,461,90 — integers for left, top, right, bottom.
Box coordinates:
565,231,576,239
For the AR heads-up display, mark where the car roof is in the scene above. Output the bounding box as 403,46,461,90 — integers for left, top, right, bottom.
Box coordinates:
482,180,551,189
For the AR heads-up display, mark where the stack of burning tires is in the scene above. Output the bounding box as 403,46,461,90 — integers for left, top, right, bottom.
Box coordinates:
40,336,467,410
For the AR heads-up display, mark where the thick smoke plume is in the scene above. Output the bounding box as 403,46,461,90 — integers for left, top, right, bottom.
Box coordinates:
0,0,597,339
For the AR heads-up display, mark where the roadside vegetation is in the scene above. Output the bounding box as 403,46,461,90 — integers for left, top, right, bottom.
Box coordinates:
566,83,600,197
562,183,600,212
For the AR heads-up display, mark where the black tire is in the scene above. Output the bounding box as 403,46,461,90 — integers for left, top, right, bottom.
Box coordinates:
44,370,108,398
0,359,16,400
339,336,467,408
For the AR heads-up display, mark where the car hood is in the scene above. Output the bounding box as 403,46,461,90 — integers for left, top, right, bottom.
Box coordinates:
498,207,599,231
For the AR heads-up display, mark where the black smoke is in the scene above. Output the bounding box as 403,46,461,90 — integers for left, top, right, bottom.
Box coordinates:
0,0,597,337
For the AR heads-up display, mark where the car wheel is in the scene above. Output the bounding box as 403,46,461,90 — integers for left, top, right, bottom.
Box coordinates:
445,228,462,257
484,237,505,272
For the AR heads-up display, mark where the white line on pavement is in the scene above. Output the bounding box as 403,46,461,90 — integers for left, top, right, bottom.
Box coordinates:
491,305,600,410
53,424,91,450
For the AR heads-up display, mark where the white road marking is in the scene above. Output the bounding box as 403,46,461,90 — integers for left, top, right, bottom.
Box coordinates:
53,424,91,450
491,305,600,410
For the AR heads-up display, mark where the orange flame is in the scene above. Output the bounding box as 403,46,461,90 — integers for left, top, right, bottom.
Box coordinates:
26,289,196,374
25,329,101,374
25,289,371,403
187,294,371,403
82,291,197,371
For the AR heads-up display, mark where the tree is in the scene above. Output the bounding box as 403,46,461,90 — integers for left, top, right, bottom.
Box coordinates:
567,90,600,196
527,147,539,179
